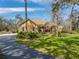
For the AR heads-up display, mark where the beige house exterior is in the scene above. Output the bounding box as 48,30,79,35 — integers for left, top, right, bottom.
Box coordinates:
18,19,64,33
18,19,51,32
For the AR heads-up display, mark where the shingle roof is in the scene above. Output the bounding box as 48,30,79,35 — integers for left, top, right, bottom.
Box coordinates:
18,20,49,26
32,20,49,25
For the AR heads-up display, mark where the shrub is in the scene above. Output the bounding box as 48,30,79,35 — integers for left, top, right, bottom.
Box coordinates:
75,29,79,33
16,32,27,39
27,32,39,39
16,32,39,39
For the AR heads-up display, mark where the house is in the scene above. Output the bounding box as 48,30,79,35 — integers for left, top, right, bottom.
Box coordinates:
18,19,64,33
18,19,53,32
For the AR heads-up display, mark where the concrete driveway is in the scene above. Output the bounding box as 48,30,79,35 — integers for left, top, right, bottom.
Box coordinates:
0,34,55,59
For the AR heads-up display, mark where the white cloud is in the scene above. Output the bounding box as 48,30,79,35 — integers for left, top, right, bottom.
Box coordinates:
0,7,45,13
27,8,45,12
30,0,52,4
0,8,25,13
31,0,47,3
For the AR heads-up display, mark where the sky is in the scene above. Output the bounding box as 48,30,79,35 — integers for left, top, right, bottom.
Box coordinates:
0,0,79,21
0,0,53,20
27,0,53,20
0,0,25,19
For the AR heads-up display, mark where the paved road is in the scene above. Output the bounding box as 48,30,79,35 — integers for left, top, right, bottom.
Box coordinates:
0,34,55,59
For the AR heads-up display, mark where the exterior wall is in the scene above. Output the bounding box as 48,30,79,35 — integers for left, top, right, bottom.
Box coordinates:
18,23,26,32
18,20,54,33
18,21,38,32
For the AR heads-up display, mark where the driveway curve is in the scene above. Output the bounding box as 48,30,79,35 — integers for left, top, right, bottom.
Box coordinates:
0,34,55,59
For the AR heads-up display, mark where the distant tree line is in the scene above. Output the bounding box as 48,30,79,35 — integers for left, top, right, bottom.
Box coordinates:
0,15,24,32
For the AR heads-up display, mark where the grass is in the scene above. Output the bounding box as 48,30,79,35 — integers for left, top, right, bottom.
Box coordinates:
16,33,79,59
0,31,15,34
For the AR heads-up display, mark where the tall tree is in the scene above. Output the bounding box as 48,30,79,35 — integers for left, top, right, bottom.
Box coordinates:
52,0,79,32
24,0,28,32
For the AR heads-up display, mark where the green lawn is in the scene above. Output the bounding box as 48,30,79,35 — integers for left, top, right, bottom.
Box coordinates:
0,31,14,34
16,33,79,59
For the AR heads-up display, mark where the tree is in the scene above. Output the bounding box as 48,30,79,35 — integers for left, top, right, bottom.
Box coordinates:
52,0,79,33
0,17,8,31
15,14,24,24
24,0,28,32
0,17,4,31
15,14,25,32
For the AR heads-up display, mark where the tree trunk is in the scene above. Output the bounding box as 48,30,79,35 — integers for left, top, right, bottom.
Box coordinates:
69,3,76,33
24,0,28,32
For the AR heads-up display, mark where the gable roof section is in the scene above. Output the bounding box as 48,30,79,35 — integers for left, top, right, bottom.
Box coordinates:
18,20,49,27
32,20,49,25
